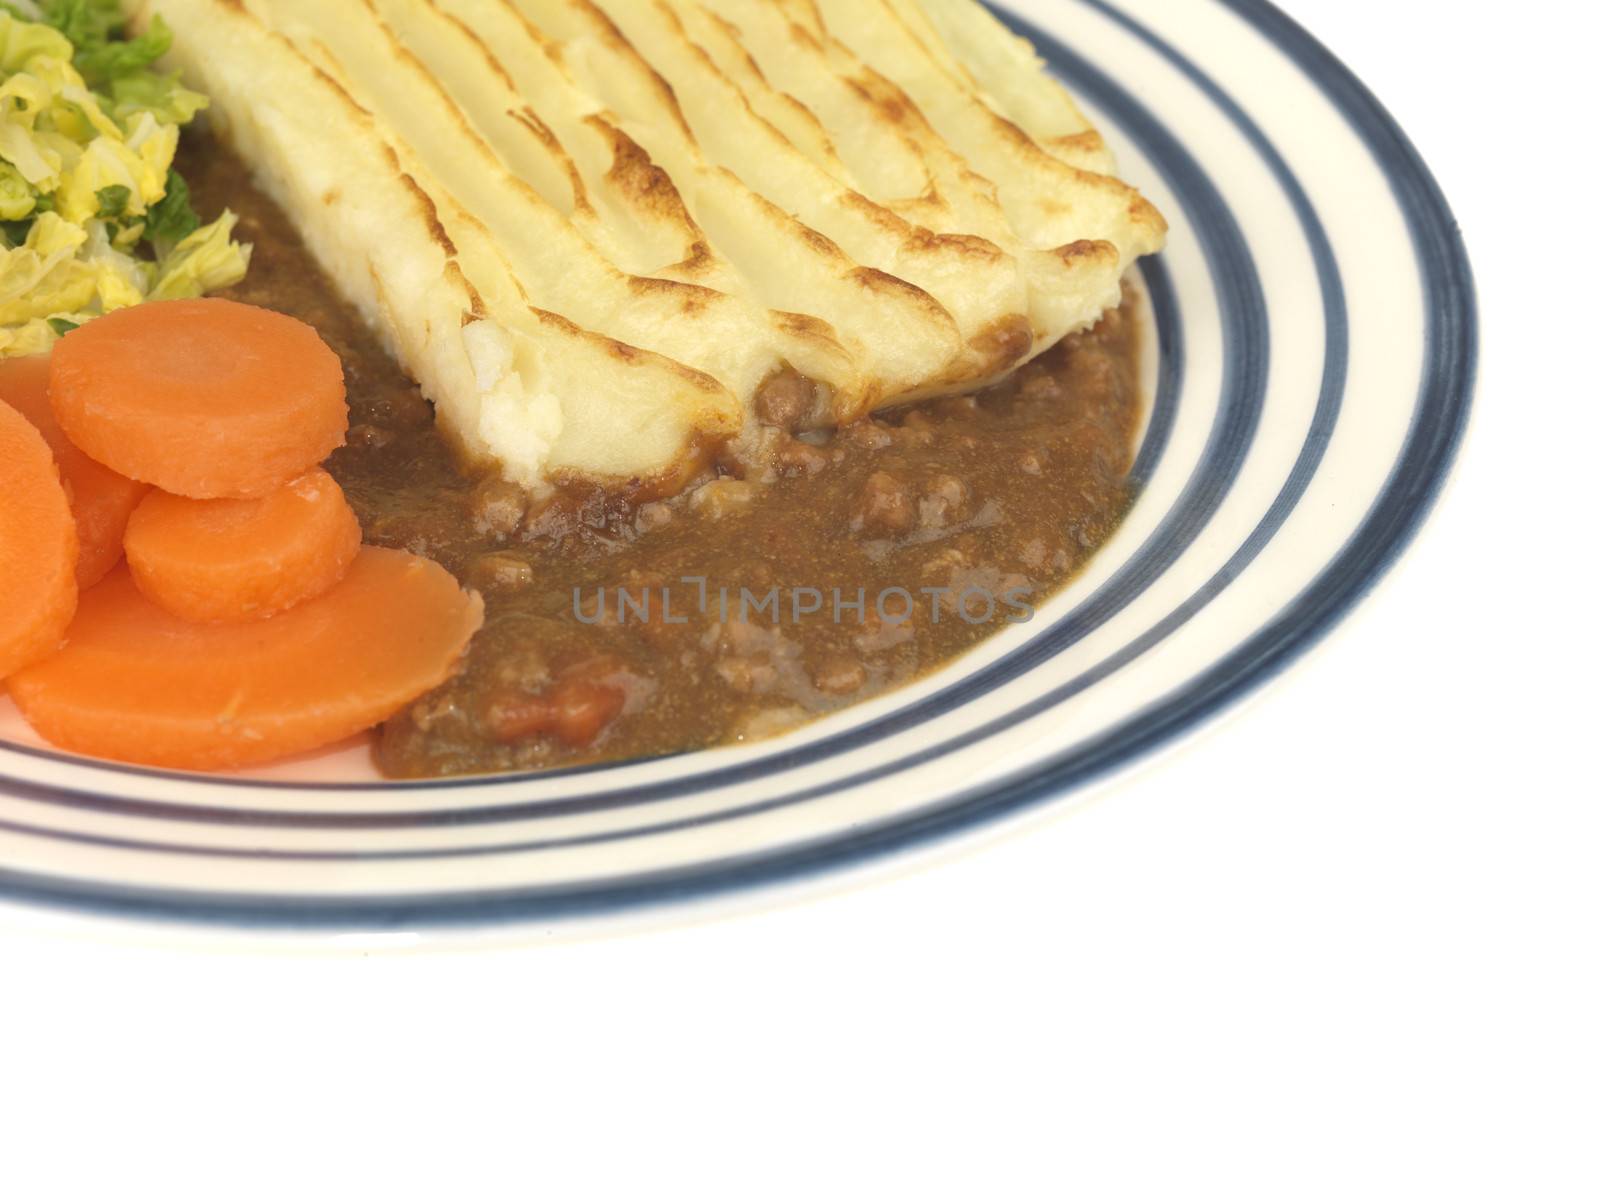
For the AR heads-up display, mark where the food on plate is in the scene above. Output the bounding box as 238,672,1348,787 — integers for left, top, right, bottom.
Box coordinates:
0,353,148,585
48,296,347,497
1,0,1167,779
0,3,250,356
0,395,77,679
7,549,484,770
124,467,362,623
127,0,1164,492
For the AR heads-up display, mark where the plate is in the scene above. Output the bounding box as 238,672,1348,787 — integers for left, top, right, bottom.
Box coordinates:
0,0,1476,932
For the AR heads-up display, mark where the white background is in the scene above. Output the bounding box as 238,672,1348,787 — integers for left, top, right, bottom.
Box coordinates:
2,2,1595,1196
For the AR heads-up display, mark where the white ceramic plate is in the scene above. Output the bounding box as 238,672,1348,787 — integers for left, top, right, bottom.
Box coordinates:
0,0,1476,932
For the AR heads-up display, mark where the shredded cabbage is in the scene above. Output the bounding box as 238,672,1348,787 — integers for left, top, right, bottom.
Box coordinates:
0,4,249,355
151,207,247,300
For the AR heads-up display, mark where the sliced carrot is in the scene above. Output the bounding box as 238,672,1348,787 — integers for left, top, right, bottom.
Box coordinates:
0,355,150,587
124,468,362,623
49,298,347,499
8,548,483,770
0,400,78,679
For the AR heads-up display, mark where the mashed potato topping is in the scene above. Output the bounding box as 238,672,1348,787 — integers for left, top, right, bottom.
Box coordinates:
128,0,1164,492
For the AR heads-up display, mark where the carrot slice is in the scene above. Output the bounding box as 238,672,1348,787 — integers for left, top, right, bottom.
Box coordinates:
49,298,348,499
124,468,362,623
0,355,150,587
8,548,483,770
0,400,78,679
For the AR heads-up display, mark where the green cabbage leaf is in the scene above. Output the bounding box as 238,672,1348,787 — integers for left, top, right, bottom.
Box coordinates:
0,4,247,355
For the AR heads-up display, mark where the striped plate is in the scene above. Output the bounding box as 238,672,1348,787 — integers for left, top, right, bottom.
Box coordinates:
0,0,1476,935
